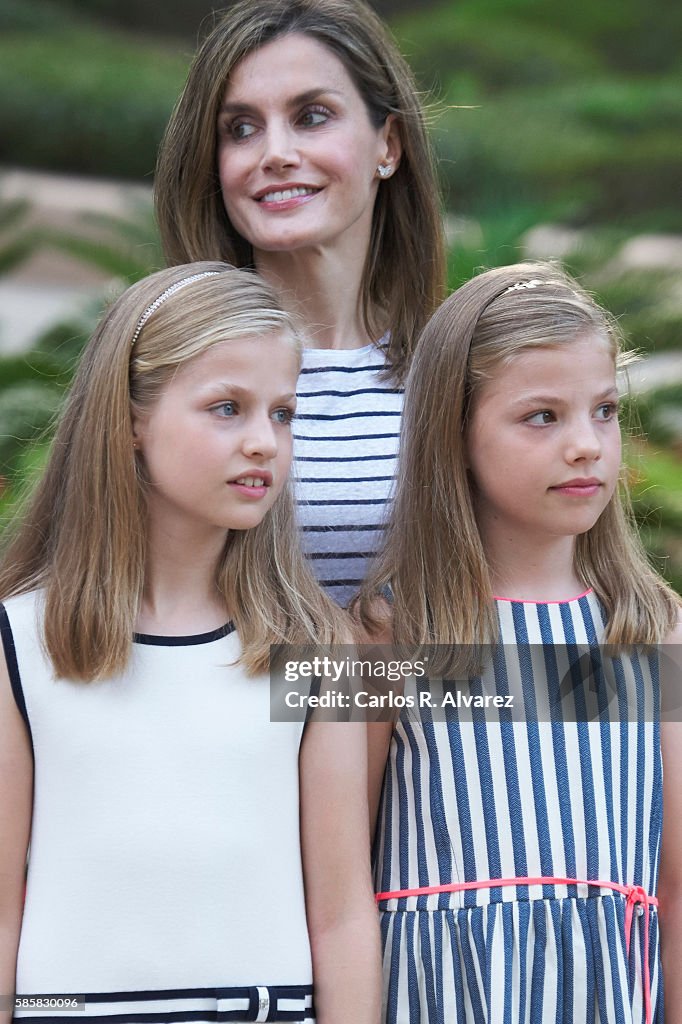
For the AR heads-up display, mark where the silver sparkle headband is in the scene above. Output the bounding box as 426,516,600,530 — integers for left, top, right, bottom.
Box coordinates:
130,271,221,347
503,278,562,294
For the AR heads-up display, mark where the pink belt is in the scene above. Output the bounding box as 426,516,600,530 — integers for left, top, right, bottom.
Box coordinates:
376,876,658,1024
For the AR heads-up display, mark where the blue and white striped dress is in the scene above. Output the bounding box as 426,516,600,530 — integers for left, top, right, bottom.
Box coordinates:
294,341,402,608
374,591,662,1023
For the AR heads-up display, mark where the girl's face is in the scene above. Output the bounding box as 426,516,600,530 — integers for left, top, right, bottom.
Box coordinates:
132,332,299,540
216,32,400,260
466,334,622,547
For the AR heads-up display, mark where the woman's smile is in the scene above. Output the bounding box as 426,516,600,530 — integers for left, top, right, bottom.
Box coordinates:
253,183,321,209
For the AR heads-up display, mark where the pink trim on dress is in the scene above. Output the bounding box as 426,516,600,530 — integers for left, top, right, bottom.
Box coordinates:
493,588,594,605
376,875,656,1024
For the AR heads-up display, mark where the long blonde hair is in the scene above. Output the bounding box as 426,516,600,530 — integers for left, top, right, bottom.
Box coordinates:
0,262,347,680
154,0,445,384
361,261,680,660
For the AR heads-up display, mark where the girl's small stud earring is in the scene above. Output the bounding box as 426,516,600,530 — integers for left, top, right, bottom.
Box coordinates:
376,164,392,179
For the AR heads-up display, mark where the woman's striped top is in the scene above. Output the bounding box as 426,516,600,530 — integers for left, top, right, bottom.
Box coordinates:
294,341,402,607
374,591,662,1023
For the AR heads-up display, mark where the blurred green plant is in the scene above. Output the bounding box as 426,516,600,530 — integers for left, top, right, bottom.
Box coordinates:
0,18,188,180
446,202,577,290
0,382,63,484
0,197,38,274
0,205,163,522
395,0,681,85
393,0,682,225
39,205,163,282
1,0,680,227
0,0,80,31
627,440,682,594
629,383,682,455
431,76,682,224
561,240,682,356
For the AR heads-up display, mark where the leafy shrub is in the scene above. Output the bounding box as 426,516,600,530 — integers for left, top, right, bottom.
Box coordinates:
0,0,79,31
434,76,682,221
396,0,681,81
0,27,188,179
591,272,682,355
0,382,63,478
396,6,601,92
628,442,682,594
632,384,682,449
1,0,680,228
39,0,220,40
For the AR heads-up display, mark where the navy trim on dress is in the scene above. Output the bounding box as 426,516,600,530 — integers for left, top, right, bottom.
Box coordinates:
0,602,34,751
133,622,235,647
13,984,314,1023
301,523,382,533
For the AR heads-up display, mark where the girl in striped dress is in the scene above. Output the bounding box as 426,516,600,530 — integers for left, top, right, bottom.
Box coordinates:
0,264,380,1024
359,262,682,1023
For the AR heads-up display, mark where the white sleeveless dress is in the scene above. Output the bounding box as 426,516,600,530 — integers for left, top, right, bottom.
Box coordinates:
2,590,314,1023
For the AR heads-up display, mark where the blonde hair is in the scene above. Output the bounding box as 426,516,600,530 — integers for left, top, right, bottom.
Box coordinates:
154,0,445,384
0,262,347,680
361,261,680,663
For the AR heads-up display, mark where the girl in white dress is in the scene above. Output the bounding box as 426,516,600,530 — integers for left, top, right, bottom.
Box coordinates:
0,263,380,1024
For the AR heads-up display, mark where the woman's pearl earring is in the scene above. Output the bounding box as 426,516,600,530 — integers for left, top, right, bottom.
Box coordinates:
376,164,392,179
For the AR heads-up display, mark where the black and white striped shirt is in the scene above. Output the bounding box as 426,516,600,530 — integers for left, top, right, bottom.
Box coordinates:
294,341,403,607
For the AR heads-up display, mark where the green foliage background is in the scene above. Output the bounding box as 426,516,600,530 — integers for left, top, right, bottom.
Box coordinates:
1,0,680,223
0,0,680,589
397,1,681,226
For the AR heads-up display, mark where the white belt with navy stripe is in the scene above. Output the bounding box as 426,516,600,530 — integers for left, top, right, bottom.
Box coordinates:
11,984,314,1022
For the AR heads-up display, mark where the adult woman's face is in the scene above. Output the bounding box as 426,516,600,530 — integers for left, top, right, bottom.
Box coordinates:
216,33,400,261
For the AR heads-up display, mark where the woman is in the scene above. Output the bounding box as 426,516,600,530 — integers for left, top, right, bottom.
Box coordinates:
155,0,446,605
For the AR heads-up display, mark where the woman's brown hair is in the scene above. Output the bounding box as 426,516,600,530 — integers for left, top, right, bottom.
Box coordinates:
154,0,446,384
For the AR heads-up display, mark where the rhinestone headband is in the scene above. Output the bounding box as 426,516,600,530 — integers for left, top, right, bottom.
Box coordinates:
130,271,221,347
503,278,561,294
